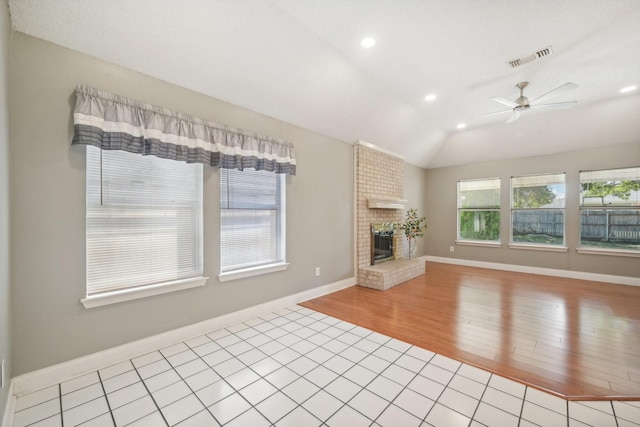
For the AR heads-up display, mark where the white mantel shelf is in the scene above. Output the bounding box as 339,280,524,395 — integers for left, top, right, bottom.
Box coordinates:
368,198,408,209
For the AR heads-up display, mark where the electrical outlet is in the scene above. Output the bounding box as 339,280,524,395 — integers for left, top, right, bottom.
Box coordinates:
449,246,455,252
315,267,320,277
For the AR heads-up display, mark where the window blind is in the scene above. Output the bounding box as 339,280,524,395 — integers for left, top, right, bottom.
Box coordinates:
511,173,565,188
580,167,640,207
220,168,285,273
580,167,640,184
458,178,501,209
86,146,203,295
512,173,566,209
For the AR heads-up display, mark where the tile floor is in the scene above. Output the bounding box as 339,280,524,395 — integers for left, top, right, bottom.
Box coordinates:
11,305,640,427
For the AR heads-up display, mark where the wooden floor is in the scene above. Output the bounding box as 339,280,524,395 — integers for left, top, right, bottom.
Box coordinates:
301,262,640,401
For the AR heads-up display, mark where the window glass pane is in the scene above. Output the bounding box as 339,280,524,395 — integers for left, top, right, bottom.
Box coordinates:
459,210,500,241
580,209,640,251
511,173,565,245
221,168,280,209
512,209,565,245
220,168,285,273
458,178,500,208
86,146,203,295
512,173,565,208
579,167,640,251
458,178,500,241
221,209,279,269
580,167,640,207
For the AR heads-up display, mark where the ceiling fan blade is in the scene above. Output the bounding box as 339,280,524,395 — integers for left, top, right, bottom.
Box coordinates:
530,101,577,110
506,111,520,123
484,108,513,117
491,97,518,108
530,82,578,106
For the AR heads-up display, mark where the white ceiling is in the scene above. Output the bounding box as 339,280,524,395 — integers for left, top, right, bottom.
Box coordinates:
8,0,640,168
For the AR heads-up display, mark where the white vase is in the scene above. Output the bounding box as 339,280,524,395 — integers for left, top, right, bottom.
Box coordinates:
407,239,417,259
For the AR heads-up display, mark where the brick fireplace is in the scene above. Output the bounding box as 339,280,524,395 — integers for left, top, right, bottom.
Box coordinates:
355,141,425,290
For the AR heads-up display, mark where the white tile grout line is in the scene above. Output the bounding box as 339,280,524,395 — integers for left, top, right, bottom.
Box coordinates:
10,305,639,427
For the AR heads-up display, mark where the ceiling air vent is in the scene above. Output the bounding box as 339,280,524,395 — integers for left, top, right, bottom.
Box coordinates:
507,45,554,68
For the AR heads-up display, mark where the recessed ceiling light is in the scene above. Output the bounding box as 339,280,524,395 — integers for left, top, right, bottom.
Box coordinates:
456,123,467,129
361,37,376,48
620,85,637,93
424,94,437,102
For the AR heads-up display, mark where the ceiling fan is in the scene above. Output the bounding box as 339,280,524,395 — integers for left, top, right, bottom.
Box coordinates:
486,81,578,123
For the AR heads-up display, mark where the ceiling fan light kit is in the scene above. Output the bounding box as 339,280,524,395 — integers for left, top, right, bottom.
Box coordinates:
487,81,579,123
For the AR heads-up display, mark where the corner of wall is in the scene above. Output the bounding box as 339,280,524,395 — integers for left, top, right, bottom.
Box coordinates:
1,382,14,427
0,0,12,421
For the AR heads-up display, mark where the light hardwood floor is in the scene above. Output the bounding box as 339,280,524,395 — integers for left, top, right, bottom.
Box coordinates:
301,262,640,401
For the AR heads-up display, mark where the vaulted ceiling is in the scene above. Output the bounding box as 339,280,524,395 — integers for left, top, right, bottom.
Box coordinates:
8,0,640,168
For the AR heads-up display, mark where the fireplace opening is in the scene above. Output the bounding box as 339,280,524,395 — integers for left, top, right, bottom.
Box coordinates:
371,224,395,265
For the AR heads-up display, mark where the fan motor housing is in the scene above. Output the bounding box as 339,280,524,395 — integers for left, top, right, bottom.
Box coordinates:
515,96,530,111
515,82,530,110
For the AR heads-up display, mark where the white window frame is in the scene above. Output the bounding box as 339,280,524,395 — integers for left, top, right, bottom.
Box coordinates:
82,147,207,308
509,173,567,252
218,168,288,282
577,167,640,257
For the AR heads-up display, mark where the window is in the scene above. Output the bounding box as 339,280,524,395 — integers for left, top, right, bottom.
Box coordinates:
579,167,640,253
457,178,500,242
84,146,204,306
220,168,286,280
511,173,565,247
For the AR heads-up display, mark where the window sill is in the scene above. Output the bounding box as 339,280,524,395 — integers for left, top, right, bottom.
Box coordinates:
455,240,502,248
576,247,640,258
81,276,209,309
218,262,289,283
508,243,568,253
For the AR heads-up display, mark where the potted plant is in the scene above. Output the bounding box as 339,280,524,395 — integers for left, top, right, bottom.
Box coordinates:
386,208,427,259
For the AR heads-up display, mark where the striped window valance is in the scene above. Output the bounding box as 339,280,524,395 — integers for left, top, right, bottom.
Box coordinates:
72,85,296,175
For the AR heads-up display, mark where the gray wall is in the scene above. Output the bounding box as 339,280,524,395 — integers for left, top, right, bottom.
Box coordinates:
0,0,11,417
10,33,354,375
404,162,429,258
424,143,640,278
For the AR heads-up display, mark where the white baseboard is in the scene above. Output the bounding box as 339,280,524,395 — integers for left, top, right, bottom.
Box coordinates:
426,256,640,287
11,276,356,398
1,381,15,427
